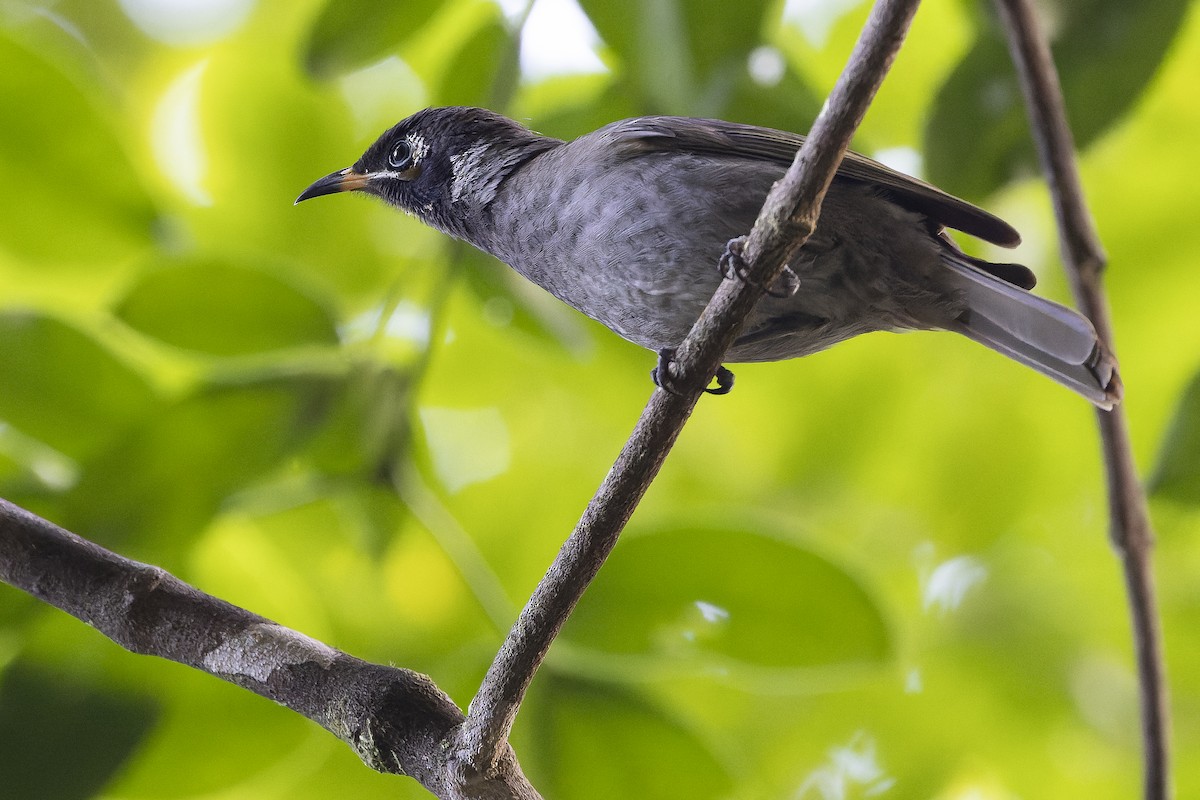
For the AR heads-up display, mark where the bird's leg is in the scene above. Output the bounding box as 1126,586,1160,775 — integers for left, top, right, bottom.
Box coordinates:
650,348,680,393
718,236,800,298
652,348,735,395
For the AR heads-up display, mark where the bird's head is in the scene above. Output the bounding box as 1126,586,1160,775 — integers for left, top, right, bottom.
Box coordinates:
296,106,560,243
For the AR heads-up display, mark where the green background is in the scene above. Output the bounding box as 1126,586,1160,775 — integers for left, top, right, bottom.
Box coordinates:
1,0,1198,797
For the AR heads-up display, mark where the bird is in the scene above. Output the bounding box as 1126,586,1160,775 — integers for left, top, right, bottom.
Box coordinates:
297,106,1120,408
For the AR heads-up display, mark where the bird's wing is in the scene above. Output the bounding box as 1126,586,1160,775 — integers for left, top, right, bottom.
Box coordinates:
603,116,1021,248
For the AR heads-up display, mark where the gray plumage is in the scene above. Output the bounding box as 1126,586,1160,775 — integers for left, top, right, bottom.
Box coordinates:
297,106,1121,408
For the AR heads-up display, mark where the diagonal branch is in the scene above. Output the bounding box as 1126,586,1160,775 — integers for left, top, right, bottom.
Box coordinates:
994,1,1169,798
0,499,539,800
454,0,924,777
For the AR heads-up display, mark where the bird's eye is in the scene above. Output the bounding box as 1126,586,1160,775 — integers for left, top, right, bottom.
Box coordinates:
389,141,413,169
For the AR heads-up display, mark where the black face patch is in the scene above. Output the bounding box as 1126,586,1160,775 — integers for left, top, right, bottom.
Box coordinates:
346,107,564,241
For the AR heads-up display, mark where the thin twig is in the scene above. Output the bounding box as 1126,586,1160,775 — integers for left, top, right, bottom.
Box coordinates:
454,0,924,777
994,1,1169,798
0,499,539,800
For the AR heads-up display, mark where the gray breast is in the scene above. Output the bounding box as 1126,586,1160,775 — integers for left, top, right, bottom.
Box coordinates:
483,140,962,361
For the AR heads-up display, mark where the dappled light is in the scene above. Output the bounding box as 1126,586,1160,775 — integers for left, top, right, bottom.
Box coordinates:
0,0,1196,798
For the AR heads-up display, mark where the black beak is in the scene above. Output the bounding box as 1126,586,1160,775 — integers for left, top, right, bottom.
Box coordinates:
295,167,370,204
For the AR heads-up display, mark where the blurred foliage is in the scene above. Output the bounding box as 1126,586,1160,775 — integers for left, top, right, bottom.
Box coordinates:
1150,370,1200,503
0,661,158,800
0,0,1198,798
926,0,1192,197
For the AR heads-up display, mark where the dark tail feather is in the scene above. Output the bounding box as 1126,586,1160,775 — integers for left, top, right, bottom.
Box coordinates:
942,253,1122,409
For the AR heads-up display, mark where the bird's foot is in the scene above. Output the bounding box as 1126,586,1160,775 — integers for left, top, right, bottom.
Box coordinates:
709,365,735,394
718,236,799,298
717,236,752,283
651,348,735,396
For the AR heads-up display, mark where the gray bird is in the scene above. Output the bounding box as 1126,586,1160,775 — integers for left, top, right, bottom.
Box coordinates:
297,106,1120,408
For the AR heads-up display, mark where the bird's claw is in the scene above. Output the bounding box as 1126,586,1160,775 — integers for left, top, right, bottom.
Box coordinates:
708,365,735,394
718,236,799,298
717,236,751,283
652,348,735,396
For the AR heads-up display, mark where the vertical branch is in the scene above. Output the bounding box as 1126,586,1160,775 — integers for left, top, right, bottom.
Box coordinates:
994,1,1169,798
453,0,924,779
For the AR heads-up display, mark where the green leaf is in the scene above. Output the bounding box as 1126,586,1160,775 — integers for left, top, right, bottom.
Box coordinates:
518,76,643,140
303,0,442,78
0,661,158,800
115,259,339,356
1149,370,1200,503
0,423,79,495
924,36,1026,200
458,248,591,354
676,0,772,78
62,371,336,546
306,360,415,481
722,63,824,135
563,527,890,671
578,0,772,113
0,311,158,461
525,676,734,800
429,13,514,107
534,50,821,139
0,449,18,485
926,0,1190,198
0,32,155,263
